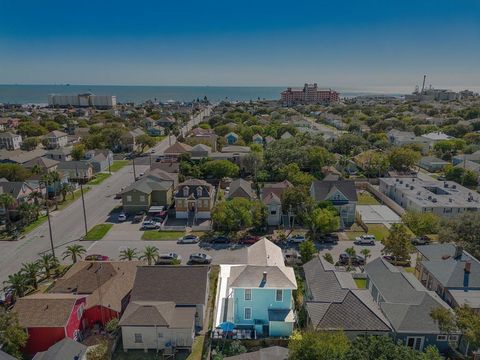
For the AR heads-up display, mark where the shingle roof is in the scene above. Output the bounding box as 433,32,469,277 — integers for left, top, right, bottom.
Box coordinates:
50,261,139,312
13,293,80,328
0,180,32,199
261,180,292,202
224,347,288,360
33,338,88,360
57,161,92,170
227,179,255,200
228,265,297,289
0,350,17,360
310,179,357,202
131,266,209,305
119,301,195,328
247,238,285,267
221,145,251,153
164,142,192,154
0,132,20,139
190,143,211,152
44,130,68,138
174,179,213,198
24,156,59,169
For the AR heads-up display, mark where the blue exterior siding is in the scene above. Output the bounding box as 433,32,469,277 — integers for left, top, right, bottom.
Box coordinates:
269,321,293,337
396,333,451,353
233,288,292,326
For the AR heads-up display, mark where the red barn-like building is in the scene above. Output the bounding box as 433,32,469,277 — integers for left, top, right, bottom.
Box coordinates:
13,293,86,355
49,261,140,328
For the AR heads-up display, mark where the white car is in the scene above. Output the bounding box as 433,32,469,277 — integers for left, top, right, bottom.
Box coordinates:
118,212,127,222
142,220,161,230
288,234,306,243
178,234,200,244
150,149,156,154
354,234,376,245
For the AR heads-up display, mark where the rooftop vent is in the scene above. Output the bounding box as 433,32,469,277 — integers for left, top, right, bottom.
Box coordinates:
432,198,437,203
444,182,449,188
410,186,414,190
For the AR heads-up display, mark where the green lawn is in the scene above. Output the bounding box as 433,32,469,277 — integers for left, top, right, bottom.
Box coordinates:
142,230,185,240
354,278,367,289
57,187,91,211
88,173,111,185
346,223,390,241
109,160,130,172
404,267,416,274
357,191,380,205
186,335,205,360
21,215,48,235
82,223,113,241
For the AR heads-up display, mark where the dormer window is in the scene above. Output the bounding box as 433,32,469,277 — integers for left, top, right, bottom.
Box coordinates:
196,187,203,197
183,186,189,197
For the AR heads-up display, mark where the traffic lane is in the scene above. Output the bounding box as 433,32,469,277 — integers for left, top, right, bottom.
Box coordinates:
317,240,384,262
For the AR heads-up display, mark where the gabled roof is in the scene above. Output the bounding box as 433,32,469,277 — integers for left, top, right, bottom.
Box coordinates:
24,156,59,169
122,169,176,195
310,179,357,202
50,261,140,312
227,178,255,199
0,179,33,199
131,266,209,305
44,130,68,138
190,143,211,152
225,132,239,138
221,145,251,153
57,160,92,170
0,350,16,360
33,338,88,360
119,301,195,328
247,238,284,267
262,180,293,202
174,179,213,198
13,293,80,328
164,142,192,154
228,265,297,289
0,132,20,139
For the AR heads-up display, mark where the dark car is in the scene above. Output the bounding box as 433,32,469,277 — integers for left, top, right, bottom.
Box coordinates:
383,255,411,267
240,235,260,245
133,211,145,223
189,253,212,264
85,254,109,261
338,253,365,266
411,236,431,246
211,235,230,244
319,233,339,243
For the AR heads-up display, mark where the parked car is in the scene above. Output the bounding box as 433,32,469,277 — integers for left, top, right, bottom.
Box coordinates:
189,253,212,264
150,149,156,154
0,288,15,307
354,234,376,245
211,235,229,244
284,249,301,265
240,235,260,245
178,234,200,244
118,212,127,222
411,236,431,246
156,253,182,265
288,234,306,243
133,211,145,223
142,220,161,230
383,255,411,267
85,254,109,261
318,233,339,243
338,253,365,266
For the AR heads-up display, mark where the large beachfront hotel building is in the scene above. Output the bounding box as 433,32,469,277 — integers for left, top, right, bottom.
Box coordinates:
281,83,340,105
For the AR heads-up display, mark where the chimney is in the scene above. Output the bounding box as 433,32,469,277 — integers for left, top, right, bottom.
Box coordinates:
465,260,472,273
262,271,267,283
464,260,471,289
455,246,463,260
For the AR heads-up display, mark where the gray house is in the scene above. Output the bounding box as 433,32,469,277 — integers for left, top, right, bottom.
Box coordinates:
84,149,113,173
418,156,449,172
366,258,457,352
120,266,210,352
303,255,391,337
33,338,88,360
310,179,357,228
226,178,256,200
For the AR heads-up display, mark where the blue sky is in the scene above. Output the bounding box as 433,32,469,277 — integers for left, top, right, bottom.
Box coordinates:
1,0,479,91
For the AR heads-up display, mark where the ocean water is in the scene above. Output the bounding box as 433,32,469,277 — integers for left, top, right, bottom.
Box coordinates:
0,84,389,105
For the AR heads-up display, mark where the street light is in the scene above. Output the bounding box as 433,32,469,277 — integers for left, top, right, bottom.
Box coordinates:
40,181,55,258
75,165,88,237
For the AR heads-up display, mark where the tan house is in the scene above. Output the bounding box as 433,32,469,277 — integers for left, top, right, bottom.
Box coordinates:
163,142,192,160
174,179,214,219
43,131,68,149
187,128,217,151
121,169,177,214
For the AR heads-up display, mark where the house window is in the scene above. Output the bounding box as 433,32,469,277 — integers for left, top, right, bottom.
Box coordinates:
77,303,84,320
406,336,424,351
196,187,202,197
449,335,459,342
126,195,132,202
276,289,283,302
134,333,143,343
270,210,277,215
245,289,252,301
244,307,252,320
139,195,145,202
437,335,448,341
158,332,164,338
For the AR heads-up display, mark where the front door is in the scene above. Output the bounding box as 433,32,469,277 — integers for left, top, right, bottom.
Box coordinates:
406,336,424,351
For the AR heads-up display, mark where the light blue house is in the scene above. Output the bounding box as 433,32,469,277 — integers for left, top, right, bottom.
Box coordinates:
225,132,239,145
252,134,263,145
215,239,297,337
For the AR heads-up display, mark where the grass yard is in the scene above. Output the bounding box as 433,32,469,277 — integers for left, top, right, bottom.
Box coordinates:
357,191,380,205
354,278,367,289
87,173,111,185
82,223,113,241
142,230,185,240
346,223,390,241
404,267,416,274
57,187,91,211
21,215,48,235
109,160,130,172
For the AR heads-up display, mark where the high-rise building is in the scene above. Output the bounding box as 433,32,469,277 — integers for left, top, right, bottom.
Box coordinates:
281,83,339,105
48,93,117,108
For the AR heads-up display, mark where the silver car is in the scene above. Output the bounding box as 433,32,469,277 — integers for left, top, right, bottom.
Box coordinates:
178,234,200,244
189,253,212,264
156,253,182,265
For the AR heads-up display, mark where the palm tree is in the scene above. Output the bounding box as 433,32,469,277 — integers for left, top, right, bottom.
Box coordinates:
0,193,16,232
62,244,86,264
17,202,35,226
140,246,158,266
37,253,58,278
345,247,356,269
119,248,138,261
59,182,73,202
21,262,40,290
360,248,371,271
4,272,29,299
31,164,44,175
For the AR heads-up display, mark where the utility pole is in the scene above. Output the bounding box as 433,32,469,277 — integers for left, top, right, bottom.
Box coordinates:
76,165,88,236
42,182,56,258
132,156,137,181
108,153,111,175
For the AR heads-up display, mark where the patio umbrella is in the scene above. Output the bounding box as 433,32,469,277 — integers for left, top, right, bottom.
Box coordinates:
218,321,235,332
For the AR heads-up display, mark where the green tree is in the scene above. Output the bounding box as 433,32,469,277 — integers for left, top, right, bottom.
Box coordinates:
140,246,159,265
331,133,368,155
20,262,40,290
0,163,32,181
281,187,314,217
251,200,267,231
0,310,29,359
299,240,317,264
62,244,86,264
303,207,340,240
444,164,478,187
136,134,156,153
307,146,335,173
438,212,480,258
3,272,29,300
17,121,47,137
363,151,390,177
59,182,74,202
323,253,334,264
71,143,86,161
21,137,39,151
202,160,239,179
360,248,371,267
86,340,109,360
119,248,138,261
402,211,440,236
44,120,61,131
388,147,421,171
345,247,356,268
0,193,16,232
37,253,58,279
288,330,350,360
212,198,253,232
278,163,314,188
382,223,412,263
